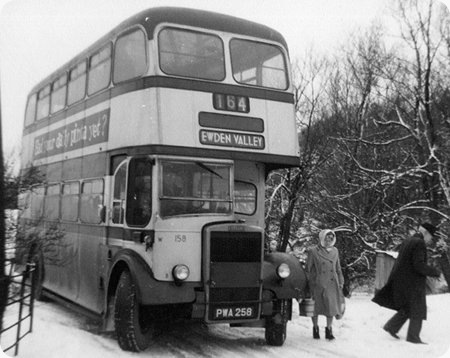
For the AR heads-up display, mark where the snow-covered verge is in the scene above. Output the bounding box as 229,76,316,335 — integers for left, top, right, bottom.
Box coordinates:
1,293,449,358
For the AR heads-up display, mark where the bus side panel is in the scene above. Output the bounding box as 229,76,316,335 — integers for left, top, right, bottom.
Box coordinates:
42,249,61,295
108,89,158,150
77,224,106,313
42,221,80,302
158,88,199,148
152,222,202,282
20,131,35,168
266,101,299,157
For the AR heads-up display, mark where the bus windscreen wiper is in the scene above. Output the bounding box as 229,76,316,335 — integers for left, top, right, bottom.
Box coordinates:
195,162,223,179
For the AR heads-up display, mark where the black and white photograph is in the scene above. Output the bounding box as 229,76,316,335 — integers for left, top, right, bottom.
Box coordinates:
0,0,449,357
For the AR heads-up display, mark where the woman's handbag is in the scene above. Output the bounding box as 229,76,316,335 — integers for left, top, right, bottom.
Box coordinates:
335,291,346,320
299,298,315,317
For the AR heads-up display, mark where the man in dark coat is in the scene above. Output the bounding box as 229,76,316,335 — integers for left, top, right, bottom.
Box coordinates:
372,222,440,344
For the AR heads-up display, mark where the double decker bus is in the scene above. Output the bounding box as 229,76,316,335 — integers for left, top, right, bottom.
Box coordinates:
18,7,307,351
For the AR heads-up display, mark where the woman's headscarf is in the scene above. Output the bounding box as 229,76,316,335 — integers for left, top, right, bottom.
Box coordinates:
318,229,336,248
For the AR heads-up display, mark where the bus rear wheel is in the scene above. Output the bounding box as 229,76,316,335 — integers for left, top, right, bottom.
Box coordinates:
114,270,153,351
29,250,45,301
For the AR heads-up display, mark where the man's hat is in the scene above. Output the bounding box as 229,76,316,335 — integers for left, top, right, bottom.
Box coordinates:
421,222,438,236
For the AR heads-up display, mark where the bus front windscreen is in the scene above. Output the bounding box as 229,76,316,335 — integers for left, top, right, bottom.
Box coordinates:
158,28,225,81
230,39,288,90
160,160,232,217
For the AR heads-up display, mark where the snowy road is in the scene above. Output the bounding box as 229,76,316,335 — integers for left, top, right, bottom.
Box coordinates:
1,293,449,358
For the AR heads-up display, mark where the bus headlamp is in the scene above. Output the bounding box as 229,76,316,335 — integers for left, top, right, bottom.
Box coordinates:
276,263,290,279
172,264,190,281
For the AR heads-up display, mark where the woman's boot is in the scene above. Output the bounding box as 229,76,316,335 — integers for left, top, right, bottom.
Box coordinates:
313,326,320,339
325,327,335,340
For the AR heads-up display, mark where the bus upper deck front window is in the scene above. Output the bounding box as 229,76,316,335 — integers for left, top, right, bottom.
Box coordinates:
230,39,288,90
158,28,225,81
160,161,232,217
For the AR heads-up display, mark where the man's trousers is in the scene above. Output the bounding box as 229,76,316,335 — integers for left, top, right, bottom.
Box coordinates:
384,309,423,343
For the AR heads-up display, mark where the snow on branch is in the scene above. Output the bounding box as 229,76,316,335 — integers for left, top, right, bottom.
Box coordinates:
395,202,450,221
337,138,433,183
342,134,413,146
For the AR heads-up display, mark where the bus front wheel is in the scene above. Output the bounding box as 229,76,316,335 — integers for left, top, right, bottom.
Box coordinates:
265,299,288,346
114,270,153,351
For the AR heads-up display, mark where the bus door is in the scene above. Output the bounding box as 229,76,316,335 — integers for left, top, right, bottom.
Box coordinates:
108,156,154,260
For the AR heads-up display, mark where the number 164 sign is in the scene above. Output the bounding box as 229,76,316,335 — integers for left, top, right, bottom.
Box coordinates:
213,93,249,113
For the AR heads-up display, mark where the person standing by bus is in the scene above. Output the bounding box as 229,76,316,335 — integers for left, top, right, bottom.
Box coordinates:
372,222,440,344
306,229,344,340
268,239,278,253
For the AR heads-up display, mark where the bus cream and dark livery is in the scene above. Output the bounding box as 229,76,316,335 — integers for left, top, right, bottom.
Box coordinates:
19,7,307,351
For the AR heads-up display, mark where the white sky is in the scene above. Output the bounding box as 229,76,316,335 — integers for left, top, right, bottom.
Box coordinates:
0,0,412,157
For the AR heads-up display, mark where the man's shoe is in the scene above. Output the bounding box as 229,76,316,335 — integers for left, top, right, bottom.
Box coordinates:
407,338,427,344
383,326,399,339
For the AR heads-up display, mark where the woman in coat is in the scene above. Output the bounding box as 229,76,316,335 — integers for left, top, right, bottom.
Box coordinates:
306,229,345,340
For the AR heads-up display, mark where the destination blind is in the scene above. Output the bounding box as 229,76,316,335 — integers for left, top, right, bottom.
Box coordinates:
199,129,265,150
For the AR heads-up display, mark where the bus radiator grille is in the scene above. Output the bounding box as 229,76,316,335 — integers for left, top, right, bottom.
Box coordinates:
209,287,260,303
210,231,262,262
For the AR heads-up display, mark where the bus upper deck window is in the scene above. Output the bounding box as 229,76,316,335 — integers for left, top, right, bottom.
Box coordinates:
88,44,112,95
24,93,37,127
51,74,67,114
158,28,225,81
68,61,87,105
230,39,288,90
36,85,51,121
114,29,147,83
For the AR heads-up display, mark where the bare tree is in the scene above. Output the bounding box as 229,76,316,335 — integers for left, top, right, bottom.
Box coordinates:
305,27,395,292
265,52,333,252
376,0,450,219
266,0,449,293
329,0,450,286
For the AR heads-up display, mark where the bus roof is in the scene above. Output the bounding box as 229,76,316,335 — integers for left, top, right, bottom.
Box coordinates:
29,7,289,94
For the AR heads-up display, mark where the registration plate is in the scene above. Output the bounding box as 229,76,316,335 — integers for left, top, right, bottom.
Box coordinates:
211,305,258,320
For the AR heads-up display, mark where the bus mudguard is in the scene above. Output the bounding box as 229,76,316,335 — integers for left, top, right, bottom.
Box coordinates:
106,249,198,306
262,252,308,300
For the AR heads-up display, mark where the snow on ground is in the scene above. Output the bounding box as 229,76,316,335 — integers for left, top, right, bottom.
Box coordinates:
1,293,449,358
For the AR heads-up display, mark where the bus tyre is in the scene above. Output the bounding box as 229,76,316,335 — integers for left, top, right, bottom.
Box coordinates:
114,270,152,352
30,251,45,301
265,299,288,346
